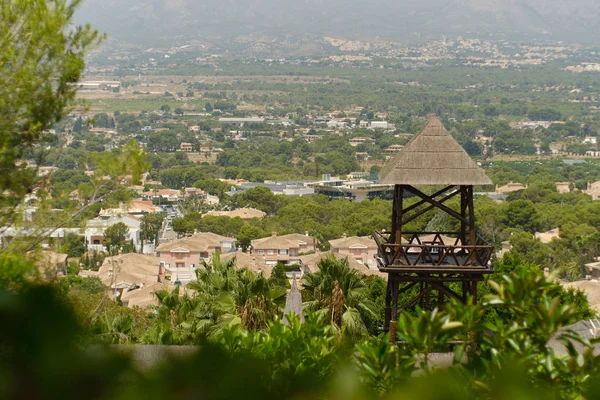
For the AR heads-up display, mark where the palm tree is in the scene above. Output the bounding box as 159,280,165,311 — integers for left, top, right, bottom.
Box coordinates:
145,286,199,344
302,255,376,340
187,253,285,336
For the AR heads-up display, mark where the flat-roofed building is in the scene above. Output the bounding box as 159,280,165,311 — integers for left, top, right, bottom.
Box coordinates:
496,182,526,194
180,142,194,152
219,117,265,126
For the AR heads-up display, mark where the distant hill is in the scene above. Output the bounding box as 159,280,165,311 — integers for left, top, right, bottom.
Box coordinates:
75,0,600,46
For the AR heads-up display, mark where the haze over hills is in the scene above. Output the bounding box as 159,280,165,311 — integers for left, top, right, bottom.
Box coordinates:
76,0,600,47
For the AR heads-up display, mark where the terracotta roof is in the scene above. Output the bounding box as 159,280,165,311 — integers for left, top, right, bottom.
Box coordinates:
549,320,600,357
155,232,234,253
300,252,384,277
379,115,492,186
562,280,600,312
205,207,266,220
26,251,68,272
534,228,560,244
411,234,462,246
329,235,377,249
281,233,317,246
120,282,172,308
220,250,272,278
98,253,160,288
496,182,526,194
252,234,304,250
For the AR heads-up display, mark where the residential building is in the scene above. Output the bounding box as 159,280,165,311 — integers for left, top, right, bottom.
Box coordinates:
183,187,206,198
496,241,513,258
27,251,68,276
585,181,600,200
299,252,384,277
220,250,272,278
495,182,526,194
120,282,176,308
583,136,598,145
91,253,161,301
0,227,81,249
347,171,369,180
180,142,194,152
515,120,554,130
219,117,265,126
535,228,560,244
84,214,142,252
349,137,371,147
584,261,600,279
78,80,121,90
99,200,161,218
313,180,394,202
204,207,266,220
370,121,389,130
326,119,347,129
282,185,315,197
384,144,404,154
206,194,220,205
140,188,181,202
329,235,378,268
555,182,571,194
251,233,317,266
155,233,235,283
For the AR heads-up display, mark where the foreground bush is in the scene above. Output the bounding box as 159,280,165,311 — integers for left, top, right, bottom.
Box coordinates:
1,265,599,399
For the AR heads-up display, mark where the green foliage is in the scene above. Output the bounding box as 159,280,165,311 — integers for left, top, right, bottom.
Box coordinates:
1,259,600,399
0,0,103,212
302,255,377,340
140,213,164,247
103,222,129,253
268,262,291,289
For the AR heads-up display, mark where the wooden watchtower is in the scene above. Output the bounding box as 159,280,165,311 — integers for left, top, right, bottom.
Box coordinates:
374,116,494,341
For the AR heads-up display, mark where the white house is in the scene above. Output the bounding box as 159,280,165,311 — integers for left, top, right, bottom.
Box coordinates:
84,214,142,252
370,121,389,130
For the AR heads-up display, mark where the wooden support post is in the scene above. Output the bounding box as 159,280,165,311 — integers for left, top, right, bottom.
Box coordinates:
384,277,392,332
424,281,431,310
389,276,399,342
467,185,477,248
460,185,467,246
391,185,398,243
471,280,478,305
395,185,404,245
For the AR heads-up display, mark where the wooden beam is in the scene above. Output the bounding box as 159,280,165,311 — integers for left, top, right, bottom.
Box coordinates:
430,281,462,302
398,285,432,314
404,186,468,224
401,189,461,226
402,185,455,214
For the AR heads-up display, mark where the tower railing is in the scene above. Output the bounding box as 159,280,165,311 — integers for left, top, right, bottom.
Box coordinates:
373,230,494,272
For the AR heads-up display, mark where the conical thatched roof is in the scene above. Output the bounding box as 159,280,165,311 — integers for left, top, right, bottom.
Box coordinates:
379,115,492,186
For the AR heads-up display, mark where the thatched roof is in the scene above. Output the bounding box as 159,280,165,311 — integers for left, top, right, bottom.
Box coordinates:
379,115,492,186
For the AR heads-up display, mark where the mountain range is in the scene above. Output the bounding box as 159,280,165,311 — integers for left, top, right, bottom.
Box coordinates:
75,0,600,47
